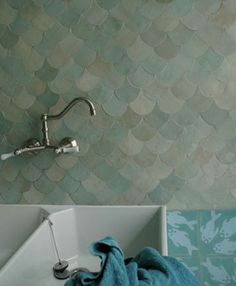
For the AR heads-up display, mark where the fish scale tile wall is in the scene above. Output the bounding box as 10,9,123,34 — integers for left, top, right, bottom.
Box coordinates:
1,0,236,208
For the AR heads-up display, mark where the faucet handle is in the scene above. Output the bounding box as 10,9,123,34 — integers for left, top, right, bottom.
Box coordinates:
55,146,79,154
1,152,16,160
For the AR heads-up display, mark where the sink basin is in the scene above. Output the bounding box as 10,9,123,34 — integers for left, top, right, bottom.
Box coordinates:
0,205,167,286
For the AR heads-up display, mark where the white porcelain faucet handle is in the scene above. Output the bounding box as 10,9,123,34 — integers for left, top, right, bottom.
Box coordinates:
1,152,16,160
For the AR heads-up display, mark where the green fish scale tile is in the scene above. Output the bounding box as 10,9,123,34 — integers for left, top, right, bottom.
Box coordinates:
197,47,224,72
10,16,29,35
92,137,114,157
69,184,100,205
0,27,19,49
126,10,152,34
1,0,236,209
0,113,12,134
131,120,156,142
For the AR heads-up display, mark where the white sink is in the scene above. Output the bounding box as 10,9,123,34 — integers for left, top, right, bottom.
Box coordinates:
0,205,167,286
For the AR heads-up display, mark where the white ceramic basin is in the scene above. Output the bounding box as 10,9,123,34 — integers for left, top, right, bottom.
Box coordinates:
0,205,167,286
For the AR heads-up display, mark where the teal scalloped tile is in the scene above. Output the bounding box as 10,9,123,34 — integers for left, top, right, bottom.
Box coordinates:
68,0,92,14
44,0,65,16
104,122,128,144
148,184,174,204
59,61,84,81
119,107,141,128
144,104,169,129
160,145,186,168
73,43,96,67
113,26,137,48
0,113,12,134
119,132,144,156
201,102,228,127
33,174,56,194
58,175,80,194
128,67,155,88
182,7,206,30
127,10,151,33
32,10,55,31
115,79,139,103
216,118,236,140
10,16,29,35
102,42,124,63
35,60,58,82
114,54,138,75
100,15,122,36
168,22,192,45
7,0,27,9
0,0,17,25
131,120,156,141
102,68,125,89
1,189,22,204
93,160,116,180
141,23,165,47
76,70,100,92
88,85,113,105
91,106,114,131
93,137,114,157
174,104,199,126
56,7,80,28
21,1,42,21
38,89,59,108
175,159,199,179
169,0,193,16
133,146,156,167
161,171,185,193
216,137,236,164
87,55,112,77
0,27,18,49
102,95,127,117
158,89,184,114
106,173,131,194
119,161,143,182
198,48,224,72
87,1,108,25
78,121,102,144
154,36,180,59
21,162,42,182
141,52,167,74
139,0,164,20
187,88,212,112
86,30,111,52
21,26,43,46
96,0,119,10
127,36,153,62
158,62,184,86
0,24,6,38
69,184,99,204
159,120,183,140
45,186,66,204
68,162,90,181
23,186,44,204
171,77,197,100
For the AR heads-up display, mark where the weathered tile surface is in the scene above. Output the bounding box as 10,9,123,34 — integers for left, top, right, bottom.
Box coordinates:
0,0,236,209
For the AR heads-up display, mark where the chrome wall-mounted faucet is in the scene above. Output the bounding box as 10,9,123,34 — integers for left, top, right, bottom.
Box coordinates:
1,97,96,160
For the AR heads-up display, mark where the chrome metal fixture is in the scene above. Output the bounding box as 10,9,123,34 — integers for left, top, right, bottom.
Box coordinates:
45,217,70,280
0,97,96,160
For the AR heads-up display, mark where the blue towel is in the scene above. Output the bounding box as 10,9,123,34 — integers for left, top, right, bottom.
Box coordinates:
65,237,199,286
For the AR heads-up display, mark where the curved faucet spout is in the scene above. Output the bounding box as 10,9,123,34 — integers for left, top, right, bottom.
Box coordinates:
46,97,96,120
41,97,96,146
